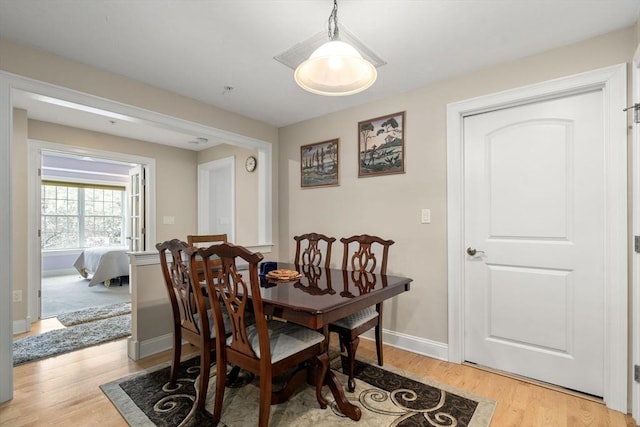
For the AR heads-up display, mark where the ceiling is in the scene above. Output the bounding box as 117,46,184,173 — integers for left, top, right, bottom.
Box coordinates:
1,0,639,149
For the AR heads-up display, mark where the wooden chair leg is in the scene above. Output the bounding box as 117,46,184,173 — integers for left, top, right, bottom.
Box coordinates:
314,353,329,409
258,373,272,427
225,365,241,386
345,335,360,392
195,349,211,410
169,327,181,386
375,304,384,366
375,323,383,366
212,358,227,424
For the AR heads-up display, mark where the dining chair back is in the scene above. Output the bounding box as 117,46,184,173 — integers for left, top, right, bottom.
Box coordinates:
199,242,329,427
293,232,336,269
187,233,228,280
156,238,220,410
187,233,228,247
329,234,395,392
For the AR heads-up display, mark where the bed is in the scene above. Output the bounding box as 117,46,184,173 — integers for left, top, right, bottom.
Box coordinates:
73,246,130,287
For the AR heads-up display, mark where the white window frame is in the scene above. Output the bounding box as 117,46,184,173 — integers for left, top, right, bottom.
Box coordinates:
41,181,127,250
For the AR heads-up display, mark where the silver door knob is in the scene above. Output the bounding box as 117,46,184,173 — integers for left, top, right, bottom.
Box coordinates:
466,247,485,256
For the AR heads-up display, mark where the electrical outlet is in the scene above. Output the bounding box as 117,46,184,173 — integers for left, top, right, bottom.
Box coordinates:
12,290,22,303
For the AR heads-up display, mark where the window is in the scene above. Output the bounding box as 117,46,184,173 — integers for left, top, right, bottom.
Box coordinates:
41,181,125,250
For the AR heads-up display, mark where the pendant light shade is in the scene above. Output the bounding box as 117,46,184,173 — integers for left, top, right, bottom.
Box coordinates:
295,40,377,96
294,0,377,96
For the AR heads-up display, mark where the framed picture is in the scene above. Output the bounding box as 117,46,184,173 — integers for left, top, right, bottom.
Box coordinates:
358,111,406,177
301,138,339,188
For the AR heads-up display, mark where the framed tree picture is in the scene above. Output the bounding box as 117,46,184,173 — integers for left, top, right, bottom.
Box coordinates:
300,138,339,188
358,111,406,177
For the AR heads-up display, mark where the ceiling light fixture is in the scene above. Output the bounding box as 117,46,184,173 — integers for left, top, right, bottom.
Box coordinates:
294,0,377,96
188,137,209,145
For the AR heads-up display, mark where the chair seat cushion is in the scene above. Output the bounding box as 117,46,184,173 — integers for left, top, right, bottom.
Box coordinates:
230,320,325,363
193,304,232,338
330,306,378,329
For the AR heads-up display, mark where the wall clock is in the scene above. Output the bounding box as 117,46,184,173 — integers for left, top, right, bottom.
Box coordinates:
245,155,257,172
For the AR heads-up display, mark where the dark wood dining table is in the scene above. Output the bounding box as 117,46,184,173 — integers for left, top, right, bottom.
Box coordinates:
257,262,412,421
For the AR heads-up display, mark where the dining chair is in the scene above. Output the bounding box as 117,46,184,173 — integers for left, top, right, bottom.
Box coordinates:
293,232,336,295
199,242,329,427
156,239,229,411
187,233,228,281
329,234,395,392
293,232,336,269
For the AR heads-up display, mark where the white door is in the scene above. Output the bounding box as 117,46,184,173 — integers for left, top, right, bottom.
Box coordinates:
464,90,604,396
128,165,145,251
198,157,235,241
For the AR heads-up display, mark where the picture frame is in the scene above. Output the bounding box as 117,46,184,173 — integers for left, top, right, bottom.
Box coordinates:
358,111,406,177
301,138,339,188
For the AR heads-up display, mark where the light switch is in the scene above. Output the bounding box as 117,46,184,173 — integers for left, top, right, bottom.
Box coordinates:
421,209,431,224
163,216,175,225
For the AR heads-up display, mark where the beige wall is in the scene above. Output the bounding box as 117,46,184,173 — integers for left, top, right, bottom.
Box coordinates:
11,109,28,323
278,26,637,344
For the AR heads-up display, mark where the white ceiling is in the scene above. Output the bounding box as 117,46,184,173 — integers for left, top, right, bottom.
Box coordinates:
1,0,639,149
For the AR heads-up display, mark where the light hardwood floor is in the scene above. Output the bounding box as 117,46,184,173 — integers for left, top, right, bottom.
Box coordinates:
1,319,636,426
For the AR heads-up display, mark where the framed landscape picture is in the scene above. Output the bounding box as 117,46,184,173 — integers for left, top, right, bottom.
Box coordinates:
358,111,405,177
301,138,339,188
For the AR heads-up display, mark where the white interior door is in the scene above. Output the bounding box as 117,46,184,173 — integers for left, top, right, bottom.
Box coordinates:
128,165,145,251
198,157,235,241
463,90,605,396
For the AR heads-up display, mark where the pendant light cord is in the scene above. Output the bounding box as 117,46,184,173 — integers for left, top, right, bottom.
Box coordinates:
328,0,339,41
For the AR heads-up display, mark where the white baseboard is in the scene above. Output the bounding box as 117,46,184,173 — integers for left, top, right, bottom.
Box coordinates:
13,319,29,335
360,328,449,362
127,333,173,361
127,328,449,364
42,268,77,278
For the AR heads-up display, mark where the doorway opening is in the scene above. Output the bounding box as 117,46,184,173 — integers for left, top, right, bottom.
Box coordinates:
38,151,139,319
28,140,156,326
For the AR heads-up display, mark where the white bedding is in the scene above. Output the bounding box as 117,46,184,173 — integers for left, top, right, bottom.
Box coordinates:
73,246,130,286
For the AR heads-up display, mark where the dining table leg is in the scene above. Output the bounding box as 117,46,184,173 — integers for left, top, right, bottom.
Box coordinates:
325,369,362,420
319,325,362,421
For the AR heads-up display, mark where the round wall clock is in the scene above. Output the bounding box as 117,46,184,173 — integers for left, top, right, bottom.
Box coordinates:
245,155,257,172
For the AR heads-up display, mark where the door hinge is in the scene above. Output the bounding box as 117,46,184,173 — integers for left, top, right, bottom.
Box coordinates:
635,365,640,382
38,289,41,298
635,236,640,253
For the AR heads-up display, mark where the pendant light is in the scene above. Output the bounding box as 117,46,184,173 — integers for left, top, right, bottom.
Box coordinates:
294,0,377,96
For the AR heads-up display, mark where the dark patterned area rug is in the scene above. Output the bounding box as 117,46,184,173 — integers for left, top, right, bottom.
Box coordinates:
101,355,495,426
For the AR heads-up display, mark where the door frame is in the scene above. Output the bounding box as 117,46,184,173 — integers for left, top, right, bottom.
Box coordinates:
446,63,627,412
631,42,640,424
28,141,156,323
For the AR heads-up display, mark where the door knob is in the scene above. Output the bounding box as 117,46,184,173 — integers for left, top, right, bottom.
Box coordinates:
466,247,485,256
